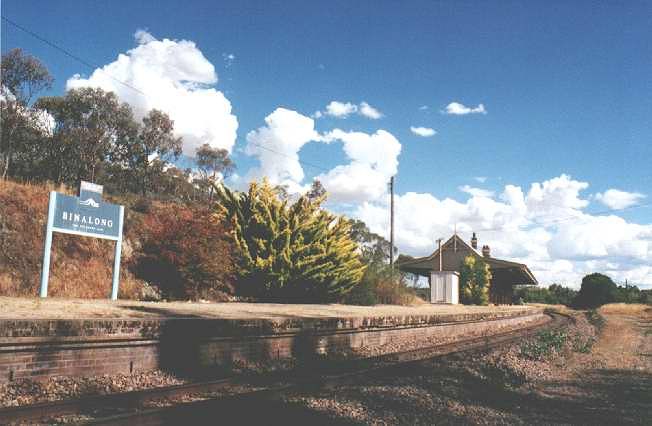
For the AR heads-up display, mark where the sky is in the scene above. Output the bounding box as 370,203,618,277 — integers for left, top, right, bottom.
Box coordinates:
2,1,651,288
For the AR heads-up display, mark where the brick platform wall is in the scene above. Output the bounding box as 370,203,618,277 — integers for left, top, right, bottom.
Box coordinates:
0,310,545,383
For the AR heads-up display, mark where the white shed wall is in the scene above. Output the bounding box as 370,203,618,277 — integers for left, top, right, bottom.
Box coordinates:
430,271,459,304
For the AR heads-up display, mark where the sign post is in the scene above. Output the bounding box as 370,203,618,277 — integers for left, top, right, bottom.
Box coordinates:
39,182,125,300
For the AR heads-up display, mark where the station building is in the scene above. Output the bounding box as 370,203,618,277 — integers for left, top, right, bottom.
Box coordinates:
398,233,538,304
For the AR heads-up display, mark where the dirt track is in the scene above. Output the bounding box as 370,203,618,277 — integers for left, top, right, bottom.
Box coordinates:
283,305,652,425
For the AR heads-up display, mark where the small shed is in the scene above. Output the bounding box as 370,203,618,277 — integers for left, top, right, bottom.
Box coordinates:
430,271,459,304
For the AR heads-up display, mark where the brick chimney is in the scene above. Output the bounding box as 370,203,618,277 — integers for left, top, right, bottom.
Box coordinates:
482,245,491,257
471,232,478,249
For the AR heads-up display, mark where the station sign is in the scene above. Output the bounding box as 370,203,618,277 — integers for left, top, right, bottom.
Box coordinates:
51,183,121,240
40,181,125,300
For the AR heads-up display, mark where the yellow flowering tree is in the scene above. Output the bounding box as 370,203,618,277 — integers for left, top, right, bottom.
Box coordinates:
216,180,366,303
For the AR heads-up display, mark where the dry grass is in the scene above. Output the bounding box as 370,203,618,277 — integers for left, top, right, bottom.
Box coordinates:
599,303,652,315
0,180,147,299
527,303,577,315
0,296,538,320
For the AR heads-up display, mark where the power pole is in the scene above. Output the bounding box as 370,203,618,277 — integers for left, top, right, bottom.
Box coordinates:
389,176,395,277
437,238,443,272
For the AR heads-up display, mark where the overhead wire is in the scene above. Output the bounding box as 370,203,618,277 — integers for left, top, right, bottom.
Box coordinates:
2,14,334,174
4,14,651,235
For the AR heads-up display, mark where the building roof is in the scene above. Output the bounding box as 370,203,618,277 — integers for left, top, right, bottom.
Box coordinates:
398,234,538,285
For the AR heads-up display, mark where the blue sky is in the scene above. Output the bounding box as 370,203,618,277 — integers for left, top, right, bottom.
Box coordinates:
2,1,652,286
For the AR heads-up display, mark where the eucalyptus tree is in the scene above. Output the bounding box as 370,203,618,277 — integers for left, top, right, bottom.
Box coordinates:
0,48,53,179
195,143,234,200
35,87,136,185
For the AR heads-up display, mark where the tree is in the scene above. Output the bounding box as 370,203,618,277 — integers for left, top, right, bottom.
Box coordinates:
513,284,577,305
572,273,619,308
1,48,53,105
111,109,182,195
216,179,366,303
306,179,327,201
459,255,491,305
134,204,235,300
1,49,53,179
35,88,136,185
195,143,234,200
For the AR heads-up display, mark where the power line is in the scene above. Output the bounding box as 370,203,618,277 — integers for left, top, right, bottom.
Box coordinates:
244,141,333,174
5,14,651,219
2,15,147,96
2,15,338,175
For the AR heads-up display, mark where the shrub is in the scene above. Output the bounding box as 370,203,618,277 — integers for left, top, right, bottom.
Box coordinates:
134,204,235,300
374,277,416,305
216,180,366,303
513,284,578,306
459,255,491,305
344,276,378,305
572,273,619,308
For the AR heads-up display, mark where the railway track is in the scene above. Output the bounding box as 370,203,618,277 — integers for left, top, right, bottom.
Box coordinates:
0,311,571,425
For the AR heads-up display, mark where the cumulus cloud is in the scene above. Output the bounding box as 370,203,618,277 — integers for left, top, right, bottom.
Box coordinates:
324,101,358,118
66,30,238,156
474,176,488,183
443,101,487,115
459,185,494,198
410,126,436,137
359,101,383,119
244,108,320,194
319,101,383,119
353,174,652,287
315,129,401,203
595,189,646,210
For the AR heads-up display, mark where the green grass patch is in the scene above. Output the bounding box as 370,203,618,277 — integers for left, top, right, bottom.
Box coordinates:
585,309,606,331
520,329,568,360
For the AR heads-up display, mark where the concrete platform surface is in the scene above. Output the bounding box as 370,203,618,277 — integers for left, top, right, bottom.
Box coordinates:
0,296,535,320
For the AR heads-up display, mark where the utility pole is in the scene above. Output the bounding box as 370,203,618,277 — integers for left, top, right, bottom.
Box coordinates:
437,238,443,272
389,176,395,277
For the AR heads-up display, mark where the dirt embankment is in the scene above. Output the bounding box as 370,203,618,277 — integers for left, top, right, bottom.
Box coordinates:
0,180,146,299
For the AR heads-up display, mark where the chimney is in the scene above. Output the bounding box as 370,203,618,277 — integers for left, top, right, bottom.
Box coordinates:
482,245,491,257
471,232,478,249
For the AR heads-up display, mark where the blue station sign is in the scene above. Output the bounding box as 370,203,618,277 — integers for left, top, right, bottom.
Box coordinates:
40,181,125,300
52,193,121,240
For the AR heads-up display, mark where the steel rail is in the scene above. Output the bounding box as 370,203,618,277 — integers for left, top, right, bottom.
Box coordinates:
0,311,571,425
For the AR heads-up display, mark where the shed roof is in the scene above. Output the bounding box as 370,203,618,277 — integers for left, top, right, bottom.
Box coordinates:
398,234,538,285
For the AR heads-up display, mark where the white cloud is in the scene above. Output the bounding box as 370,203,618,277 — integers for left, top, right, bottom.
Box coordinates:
244,107,320,194
354,174,652,288
320,101,383,119
134,29,156,44
359,101,383,119
317,129,401,203
443,101,487,115
325,101,358,118
459,185,494,198
410,126,436,137
66,30,238,156
222,53,236,68
474,176,488,183
595,189,646,210
419,105,429,111
238,106,652,287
